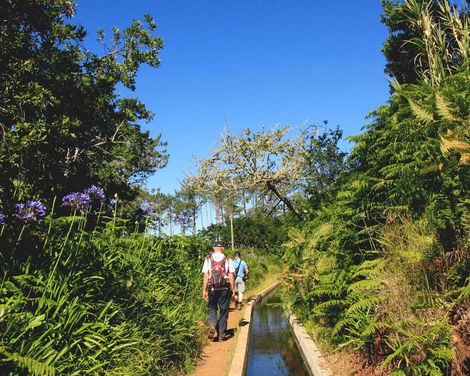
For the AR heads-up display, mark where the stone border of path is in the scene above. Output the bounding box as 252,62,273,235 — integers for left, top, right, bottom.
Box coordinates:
285,310,332,376
227,280,281,376
227,280,332,376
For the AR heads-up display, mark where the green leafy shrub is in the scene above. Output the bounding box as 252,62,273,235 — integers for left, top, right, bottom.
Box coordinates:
201,214,289,254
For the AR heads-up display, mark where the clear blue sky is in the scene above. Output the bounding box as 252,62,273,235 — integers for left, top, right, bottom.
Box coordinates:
73,0,390,195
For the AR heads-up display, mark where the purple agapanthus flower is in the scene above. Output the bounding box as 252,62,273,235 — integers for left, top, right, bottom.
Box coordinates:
141,202,156,216
15,200,46,223
84,185,105,202
62,192,91,212
175,214,191,226
0,212,5,225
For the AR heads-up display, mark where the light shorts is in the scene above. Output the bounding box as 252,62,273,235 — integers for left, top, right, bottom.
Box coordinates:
234,277,245,293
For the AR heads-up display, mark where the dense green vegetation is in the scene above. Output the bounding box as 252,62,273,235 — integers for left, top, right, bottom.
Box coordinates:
0,199,277,374
201,213,290,253
1,204,205,374
0,0,167,212
282,1,470,375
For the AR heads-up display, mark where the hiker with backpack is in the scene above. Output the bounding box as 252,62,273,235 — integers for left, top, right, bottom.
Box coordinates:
202,240,235,341
232,251,249,310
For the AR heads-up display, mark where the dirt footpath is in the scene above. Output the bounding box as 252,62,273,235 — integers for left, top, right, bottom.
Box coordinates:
189,278,277,376
189,301,242,376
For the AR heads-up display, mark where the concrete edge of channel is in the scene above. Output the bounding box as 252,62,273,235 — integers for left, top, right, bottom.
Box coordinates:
285,310,333,376
227,280,281,376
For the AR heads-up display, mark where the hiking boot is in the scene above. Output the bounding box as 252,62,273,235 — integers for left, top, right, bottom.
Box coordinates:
237,303,242,310
218,334,231,341
208,326,217,339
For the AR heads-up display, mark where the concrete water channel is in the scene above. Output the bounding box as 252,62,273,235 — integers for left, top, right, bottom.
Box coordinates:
245,294,309,376
228,282,331,376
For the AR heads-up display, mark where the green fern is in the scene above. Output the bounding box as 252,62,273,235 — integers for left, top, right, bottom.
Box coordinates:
435,92,458,122
382,321,452,374
345,297,378,315
457,278,470,301
4,352,56,376
351,259,386,278
312,299,346,314
408,99,434,123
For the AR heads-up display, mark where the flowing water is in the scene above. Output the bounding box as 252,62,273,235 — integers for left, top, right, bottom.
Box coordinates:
245,294,310,376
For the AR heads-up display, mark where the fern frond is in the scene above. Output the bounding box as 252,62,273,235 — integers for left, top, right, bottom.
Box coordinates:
313,222,334,238
346,298,378,314
457,279,470,301
379,164,403,179
460,153,470,164
435,93,458,122
285,227,307,248
307,286,341,298
440,137,470,154
372,178,395,191
333,317,353,334
440,136,470,165
408,99,434,123
429,345,454,363
347,279,381,293
353,259,385,275
361,322,388,337
313,299,345,312
5,352,56,376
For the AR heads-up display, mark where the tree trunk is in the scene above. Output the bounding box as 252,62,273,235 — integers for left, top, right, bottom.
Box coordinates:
215,203,221,225
200,205,204,230
230,209,235,251
266,180,302,220
210,202,214,225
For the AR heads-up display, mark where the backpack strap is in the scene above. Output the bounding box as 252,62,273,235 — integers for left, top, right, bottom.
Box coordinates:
225,256,231,281
235,259,241,277
222,255,227,274
206,255,212,282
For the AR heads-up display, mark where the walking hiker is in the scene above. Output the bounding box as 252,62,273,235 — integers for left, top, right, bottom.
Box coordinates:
232,251,249,310
202,240,235,341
